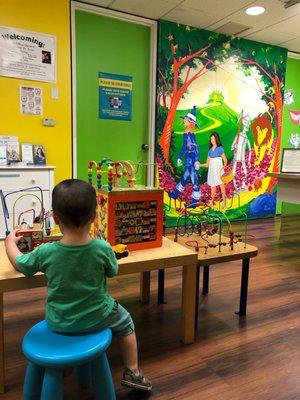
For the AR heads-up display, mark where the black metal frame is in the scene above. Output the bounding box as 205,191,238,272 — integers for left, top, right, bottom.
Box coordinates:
157,257,251,326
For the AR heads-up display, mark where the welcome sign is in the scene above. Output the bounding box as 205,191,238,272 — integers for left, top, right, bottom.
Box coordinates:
0,26,56,83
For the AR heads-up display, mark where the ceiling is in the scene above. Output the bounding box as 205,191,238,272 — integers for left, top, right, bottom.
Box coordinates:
78,0,300,53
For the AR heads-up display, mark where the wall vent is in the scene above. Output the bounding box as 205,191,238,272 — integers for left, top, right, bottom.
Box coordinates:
282,0,300,8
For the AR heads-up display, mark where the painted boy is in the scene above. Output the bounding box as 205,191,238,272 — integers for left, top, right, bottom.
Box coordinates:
170,106,201,206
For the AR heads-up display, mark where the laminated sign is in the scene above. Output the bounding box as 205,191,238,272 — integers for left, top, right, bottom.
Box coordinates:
98,72,132,121
0,26,56,83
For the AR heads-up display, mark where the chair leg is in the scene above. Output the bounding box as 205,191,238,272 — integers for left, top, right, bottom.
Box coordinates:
23,362,44,400
41,368,63,400
91,353,116,400
75,362,91,389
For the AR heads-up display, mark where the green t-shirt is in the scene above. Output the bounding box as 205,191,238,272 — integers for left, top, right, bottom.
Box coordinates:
16,239,118,333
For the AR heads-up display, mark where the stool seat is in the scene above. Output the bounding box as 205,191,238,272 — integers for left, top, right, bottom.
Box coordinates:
22,320,112,368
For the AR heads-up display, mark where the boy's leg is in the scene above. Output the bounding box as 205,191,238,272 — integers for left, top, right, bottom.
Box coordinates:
118,331,138,373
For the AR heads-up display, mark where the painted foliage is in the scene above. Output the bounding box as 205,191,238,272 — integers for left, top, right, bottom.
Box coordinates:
156,20,287,225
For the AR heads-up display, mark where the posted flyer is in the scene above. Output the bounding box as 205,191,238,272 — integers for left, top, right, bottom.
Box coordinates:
98,72,132,121
20,85,43,115
0,26,56,83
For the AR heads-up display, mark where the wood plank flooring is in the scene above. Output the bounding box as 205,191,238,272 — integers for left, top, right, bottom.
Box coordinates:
2,216,300,399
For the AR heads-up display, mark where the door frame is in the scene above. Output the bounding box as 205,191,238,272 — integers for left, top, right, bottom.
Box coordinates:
71,1,157,185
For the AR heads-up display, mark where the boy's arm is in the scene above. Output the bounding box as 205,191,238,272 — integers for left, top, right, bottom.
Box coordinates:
178,134,187,160
104,244,119,277
5,229,42,276
5,230,23,271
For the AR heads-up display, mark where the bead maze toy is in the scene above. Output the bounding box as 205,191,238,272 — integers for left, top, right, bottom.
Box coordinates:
88,158,164,250
0,187,61,253
87,158,136,191
173,202,250,255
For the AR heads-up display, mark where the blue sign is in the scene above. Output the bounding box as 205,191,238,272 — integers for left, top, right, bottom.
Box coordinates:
98,72,132,121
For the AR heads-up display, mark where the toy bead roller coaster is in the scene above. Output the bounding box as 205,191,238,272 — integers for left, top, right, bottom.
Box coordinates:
87,158,164,254
173,201,251,255
0,187,61,253
87,158,136,191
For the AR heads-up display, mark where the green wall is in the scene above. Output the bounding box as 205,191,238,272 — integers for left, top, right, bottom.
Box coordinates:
75,10,150,183
280,57,300,214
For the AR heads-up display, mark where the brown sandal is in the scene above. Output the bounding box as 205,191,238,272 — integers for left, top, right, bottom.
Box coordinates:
121,368,152,391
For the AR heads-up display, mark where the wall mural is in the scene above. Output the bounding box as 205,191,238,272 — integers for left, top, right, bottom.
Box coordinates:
156,20,287,226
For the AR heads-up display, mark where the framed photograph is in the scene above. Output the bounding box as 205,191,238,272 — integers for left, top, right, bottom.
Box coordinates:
21,143,33,165
281,148,300,173
0,144,7,165
0,135,20,163
33,144,46,165
7,143,20,162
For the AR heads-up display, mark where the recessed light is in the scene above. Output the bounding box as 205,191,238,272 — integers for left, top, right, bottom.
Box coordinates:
245,6,266,16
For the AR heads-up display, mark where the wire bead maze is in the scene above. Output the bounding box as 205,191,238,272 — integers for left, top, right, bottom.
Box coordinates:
0,187,47,235
87,158,136,190
173,201,250,254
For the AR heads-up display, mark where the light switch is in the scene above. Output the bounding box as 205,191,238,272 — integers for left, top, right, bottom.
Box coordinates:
51,87,59,100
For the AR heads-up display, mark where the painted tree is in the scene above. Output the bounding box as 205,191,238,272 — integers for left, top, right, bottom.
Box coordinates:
231,38,287,172
157,21,230,167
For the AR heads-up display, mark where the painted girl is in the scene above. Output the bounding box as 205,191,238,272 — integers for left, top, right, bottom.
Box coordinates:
200,132,227,206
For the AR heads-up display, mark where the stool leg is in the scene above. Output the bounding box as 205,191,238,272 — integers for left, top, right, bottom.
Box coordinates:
41,368,63,400
75,363,91,389
91,353,115,400
23,362,44,400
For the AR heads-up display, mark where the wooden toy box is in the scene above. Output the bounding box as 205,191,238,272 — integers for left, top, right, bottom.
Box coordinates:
16,224,62,253
91,188,163,251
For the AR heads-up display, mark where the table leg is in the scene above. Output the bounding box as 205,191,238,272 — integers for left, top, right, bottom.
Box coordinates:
158,269,166,304
202,265,210,295
181,264,197,344
0,292,4,393
140,272,151,303
236,258,250,316
195,265,200,329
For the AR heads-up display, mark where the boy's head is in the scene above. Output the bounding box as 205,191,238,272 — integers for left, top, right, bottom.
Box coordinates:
52,179,96,228
180,106,199,132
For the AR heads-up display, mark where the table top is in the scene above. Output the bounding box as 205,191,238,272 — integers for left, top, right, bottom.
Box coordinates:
0,165,55,171
167,234,258,266
268,172,300,180
0,237,197,291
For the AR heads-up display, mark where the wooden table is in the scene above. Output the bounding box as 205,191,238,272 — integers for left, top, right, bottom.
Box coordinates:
0,238,198,393
143,234,258,327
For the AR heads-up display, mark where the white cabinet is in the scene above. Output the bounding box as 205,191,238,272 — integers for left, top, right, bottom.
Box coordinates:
0,166,55,237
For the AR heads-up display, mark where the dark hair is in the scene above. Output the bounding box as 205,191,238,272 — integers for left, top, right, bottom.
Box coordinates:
36,147,45,157
209,132,222,148
52,179,96,228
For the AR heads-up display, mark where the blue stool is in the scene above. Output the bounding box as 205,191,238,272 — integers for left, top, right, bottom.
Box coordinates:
22,320,116,400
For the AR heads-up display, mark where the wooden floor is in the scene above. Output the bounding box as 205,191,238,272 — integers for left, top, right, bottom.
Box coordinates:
2,216,300,399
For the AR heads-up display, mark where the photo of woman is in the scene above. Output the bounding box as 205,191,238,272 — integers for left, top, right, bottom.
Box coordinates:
33,145,46,165
200,132,227,207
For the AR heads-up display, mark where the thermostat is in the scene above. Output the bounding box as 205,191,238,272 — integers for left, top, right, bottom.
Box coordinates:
42,118,55,127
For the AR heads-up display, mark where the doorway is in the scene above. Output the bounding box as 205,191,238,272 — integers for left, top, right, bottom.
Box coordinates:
71,2,157,185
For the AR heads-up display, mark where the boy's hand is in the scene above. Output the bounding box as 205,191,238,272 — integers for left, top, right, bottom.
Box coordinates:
5,229,23,272
177,158,183,167
5,229,23,246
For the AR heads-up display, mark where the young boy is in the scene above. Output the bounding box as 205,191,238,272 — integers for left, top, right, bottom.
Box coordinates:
5,179,152,392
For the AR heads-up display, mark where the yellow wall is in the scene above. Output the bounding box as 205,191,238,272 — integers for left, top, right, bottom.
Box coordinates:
0,0,72,184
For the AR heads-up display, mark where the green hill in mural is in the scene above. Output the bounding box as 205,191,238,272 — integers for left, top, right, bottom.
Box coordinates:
169,95,243,182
